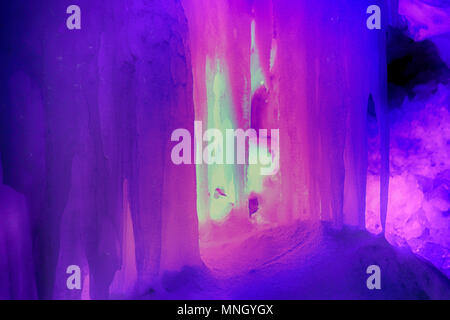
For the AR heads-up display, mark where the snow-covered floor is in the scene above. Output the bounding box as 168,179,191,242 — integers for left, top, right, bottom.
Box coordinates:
139,222,450,300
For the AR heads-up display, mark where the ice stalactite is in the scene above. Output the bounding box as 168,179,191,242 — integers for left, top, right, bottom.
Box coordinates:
274,0,390,229
182,0,253,228
0,156,37,299
125,0,200,283
0,0,200,298
35,0,119,299
109,180,137,296
183,0,390,231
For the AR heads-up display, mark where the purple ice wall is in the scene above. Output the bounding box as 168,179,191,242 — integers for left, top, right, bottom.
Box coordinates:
0,0,199,299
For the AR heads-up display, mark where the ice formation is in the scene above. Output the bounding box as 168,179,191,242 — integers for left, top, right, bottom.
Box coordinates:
0,0,448,299
366,83,450,276
1,0,200,299
183,0,389,232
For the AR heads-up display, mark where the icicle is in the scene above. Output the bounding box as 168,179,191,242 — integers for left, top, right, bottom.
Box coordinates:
183,0,253,225
0,155,36,299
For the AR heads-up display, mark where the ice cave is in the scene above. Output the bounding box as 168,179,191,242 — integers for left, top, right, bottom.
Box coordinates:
0,0,449,299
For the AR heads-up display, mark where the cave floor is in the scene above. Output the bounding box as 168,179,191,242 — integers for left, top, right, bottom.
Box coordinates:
139,222,450,300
